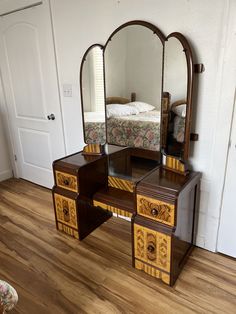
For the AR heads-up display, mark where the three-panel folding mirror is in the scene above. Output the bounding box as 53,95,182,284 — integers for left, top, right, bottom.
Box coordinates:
80,21,193,161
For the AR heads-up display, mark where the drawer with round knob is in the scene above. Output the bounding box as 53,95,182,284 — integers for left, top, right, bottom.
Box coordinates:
55,170,78,192
136,194,175,226
134,224,171,273
54,193,78,230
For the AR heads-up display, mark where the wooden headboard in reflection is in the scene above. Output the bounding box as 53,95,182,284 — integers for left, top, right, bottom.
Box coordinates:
162,92,171,113
161,92,171,150
106,92,136,104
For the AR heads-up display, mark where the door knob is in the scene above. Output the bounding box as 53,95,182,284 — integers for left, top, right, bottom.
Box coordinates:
47,113,55,120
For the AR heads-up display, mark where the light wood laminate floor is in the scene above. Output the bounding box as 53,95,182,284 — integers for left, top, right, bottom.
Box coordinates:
0,179,236,314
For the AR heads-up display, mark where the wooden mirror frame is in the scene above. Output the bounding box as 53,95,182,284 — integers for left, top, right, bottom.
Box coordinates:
80,21,194,164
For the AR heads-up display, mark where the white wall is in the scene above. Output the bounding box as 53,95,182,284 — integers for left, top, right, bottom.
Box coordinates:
105,29,127,99
126,27,162,109
164,37,188,104
50,0,236,252
105,26,163,108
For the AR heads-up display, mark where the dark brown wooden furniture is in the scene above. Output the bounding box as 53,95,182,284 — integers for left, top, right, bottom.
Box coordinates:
52,151,112,240
52,20,201,286
52,145,200,286
133,167,200,285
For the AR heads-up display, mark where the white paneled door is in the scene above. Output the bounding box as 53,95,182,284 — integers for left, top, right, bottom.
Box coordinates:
0,2,65,188
217,96,236,257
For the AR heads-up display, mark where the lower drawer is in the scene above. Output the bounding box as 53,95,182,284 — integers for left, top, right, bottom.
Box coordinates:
133,223,171,273
53,193,78,232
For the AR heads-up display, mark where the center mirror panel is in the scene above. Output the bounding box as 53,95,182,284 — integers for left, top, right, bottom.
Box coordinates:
104,24,164,152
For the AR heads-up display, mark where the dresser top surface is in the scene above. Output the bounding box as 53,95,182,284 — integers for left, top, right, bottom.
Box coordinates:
137,167,201,195
53,145,122,169
55,152,102,169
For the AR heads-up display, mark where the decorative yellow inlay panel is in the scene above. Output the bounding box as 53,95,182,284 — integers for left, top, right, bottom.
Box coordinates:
135,260,170,285
82,143,103,155
93,200,132,218
58,222,79,239
163,155,186,173
55,171,78,192
54,193,78,229
108,176,134,193
137,194,175,226
134,224,171,272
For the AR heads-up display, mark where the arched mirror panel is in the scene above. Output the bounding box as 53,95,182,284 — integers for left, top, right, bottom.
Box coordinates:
80,44,106,145
162,33,193,160
104,22,164,152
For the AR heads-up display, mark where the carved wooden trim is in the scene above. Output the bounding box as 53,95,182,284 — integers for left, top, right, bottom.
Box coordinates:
93,200,132,218
55,171,78,192
108,176,134,193
135,259,170,285
54,193,78,229
134,224,171,272
137,194,175,226
58,222,79,239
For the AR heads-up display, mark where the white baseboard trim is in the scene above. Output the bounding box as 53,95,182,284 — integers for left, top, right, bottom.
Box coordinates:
0,169,12,182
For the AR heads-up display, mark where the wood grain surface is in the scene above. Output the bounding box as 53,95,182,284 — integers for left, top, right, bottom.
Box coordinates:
0,179,236,314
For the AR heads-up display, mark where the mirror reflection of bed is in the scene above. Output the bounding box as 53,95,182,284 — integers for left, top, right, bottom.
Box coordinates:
104,24,163,152
166,100,187,157
106,94,161,151
81,24,191,163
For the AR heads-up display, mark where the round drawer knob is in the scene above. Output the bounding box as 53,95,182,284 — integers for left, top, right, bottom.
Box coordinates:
63,179,69,186
151,208,159,216
147,245,155,253
63,208,69,215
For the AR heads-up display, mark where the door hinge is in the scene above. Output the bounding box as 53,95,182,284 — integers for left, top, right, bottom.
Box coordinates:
14,154,17,161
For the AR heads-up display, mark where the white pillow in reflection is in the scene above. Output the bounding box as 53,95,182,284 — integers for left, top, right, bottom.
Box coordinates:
172,104,186,118
106,104,139,118
128,101,155,113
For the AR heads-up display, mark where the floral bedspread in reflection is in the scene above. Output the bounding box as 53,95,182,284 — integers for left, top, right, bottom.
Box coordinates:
85,111,160,150
85,122,106,144
107,110,160,150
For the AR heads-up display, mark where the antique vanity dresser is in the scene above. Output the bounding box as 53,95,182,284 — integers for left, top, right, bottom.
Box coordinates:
52,21,201,286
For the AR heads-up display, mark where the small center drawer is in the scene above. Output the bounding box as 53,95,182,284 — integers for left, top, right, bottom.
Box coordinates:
54,193,78,229
137,194,175,226
55,171,78,192
134,224,171,272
